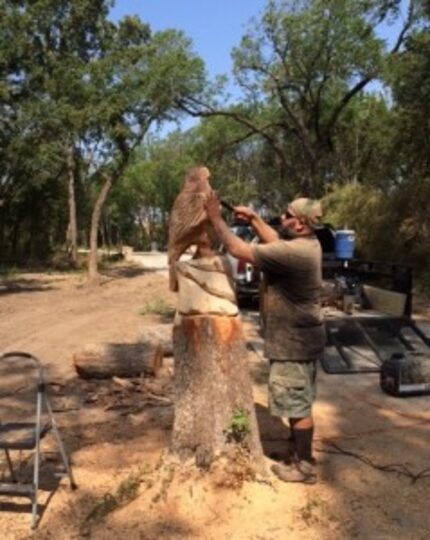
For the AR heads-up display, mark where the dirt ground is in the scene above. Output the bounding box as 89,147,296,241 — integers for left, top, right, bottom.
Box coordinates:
1,262,430,540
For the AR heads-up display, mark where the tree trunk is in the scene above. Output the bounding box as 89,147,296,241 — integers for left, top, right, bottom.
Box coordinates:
0,208,5,258
99,219,106,251
106,215,113,252
66,143,78,266
172,314,264,471
88,174,113,284
11,219,20,260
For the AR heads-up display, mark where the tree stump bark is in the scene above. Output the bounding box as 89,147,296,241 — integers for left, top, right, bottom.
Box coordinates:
171,256,265,472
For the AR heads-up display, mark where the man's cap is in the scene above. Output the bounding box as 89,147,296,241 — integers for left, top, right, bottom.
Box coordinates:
287,197,323,229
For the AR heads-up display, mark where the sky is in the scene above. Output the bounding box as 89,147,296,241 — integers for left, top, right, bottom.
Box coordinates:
109,0,409,132
110,0,267,82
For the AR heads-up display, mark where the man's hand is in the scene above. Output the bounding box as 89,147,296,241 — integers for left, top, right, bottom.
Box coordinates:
203,193,257,263
204,191,222,223
234,206,256,223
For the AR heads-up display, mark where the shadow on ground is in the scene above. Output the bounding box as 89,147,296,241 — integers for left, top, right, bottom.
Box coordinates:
0,278,55,296
255,403,292,463
101,264,152,279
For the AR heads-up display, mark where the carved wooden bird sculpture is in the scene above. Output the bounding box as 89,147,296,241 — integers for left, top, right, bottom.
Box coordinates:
168,166,214,291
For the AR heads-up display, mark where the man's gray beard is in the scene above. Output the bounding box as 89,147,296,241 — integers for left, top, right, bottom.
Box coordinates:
279,226,300,239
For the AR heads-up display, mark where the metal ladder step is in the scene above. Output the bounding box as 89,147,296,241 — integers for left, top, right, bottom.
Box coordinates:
0,482,35,497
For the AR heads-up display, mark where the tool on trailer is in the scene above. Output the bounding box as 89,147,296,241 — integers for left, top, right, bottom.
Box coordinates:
380,351,430,397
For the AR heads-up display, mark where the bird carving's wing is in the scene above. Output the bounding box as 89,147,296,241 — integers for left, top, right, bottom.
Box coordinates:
168,191,209,259
167,190,211,292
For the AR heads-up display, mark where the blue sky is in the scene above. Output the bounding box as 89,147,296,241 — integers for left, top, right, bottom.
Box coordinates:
110,1,408,79
110,0,267,81
109,1,408,132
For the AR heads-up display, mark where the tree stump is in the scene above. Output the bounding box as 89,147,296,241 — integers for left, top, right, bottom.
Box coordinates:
171,256,265,473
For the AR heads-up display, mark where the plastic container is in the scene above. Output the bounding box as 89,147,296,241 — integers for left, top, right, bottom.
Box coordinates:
335,230,355,260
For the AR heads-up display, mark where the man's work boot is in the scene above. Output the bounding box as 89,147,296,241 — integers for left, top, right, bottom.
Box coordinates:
271,460,317,485
269,447,316,466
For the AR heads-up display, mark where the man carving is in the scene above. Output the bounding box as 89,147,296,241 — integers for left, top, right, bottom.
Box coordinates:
204,193,325,484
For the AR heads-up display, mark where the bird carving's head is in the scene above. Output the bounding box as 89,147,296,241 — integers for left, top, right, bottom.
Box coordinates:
184,166,212,193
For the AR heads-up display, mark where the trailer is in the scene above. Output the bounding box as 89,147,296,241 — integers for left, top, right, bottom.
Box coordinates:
321,259,430,390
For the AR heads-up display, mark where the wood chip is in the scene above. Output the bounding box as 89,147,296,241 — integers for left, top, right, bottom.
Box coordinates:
112,376,135,390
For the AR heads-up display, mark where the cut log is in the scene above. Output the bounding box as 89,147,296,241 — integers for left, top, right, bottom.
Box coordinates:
171,314,265,472
73,343,164,379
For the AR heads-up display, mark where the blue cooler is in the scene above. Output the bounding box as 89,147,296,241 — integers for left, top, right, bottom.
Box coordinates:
335,230,355,260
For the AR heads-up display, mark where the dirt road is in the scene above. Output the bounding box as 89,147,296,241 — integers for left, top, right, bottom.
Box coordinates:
0,263,429,539
0,265,175,379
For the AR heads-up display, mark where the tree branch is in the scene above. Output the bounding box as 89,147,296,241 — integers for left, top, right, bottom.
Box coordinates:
390,0,416,55
325,1,416,146
178,97,289,172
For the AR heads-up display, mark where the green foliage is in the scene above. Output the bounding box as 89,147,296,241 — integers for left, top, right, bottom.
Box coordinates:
0,0,206,268
110,132,197,247
139,298,176,318
193,113,262,204
388,28,430,181
229,0,398,193
323,183,388,258
226,407,251,444
0,266,20,279
373,21,430,275
323,179,430,275
1,0,429,282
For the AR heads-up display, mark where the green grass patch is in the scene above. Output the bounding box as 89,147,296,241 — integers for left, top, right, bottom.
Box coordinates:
226,406,251,444
139,298,176,318
0,266,21,279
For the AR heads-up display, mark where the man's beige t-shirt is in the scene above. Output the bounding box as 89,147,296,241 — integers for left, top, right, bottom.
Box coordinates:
253,236,325,361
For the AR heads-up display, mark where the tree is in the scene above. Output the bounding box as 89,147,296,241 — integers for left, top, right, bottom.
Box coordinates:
0,1,207,277
180,0,418,196
191,116,263,205
385,22,430,272
77,20,206,282
0,0,114,263
111,133,197,249
322,7,430,275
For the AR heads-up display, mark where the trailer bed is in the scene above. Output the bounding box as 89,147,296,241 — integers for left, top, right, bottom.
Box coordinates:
321,311,430,374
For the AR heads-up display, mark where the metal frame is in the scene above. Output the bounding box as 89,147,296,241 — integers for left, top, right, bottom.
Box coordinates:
322,316,430,375
0,351,76,529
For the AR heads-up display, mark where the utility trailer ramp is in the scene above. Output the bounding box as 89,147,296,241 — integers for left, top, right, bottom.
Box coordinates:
321,315,430,374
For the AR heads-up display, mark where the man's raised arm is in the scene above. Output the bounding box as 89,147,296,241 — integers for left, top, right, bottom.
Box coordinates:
233,206,279,244
204,193,257,264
